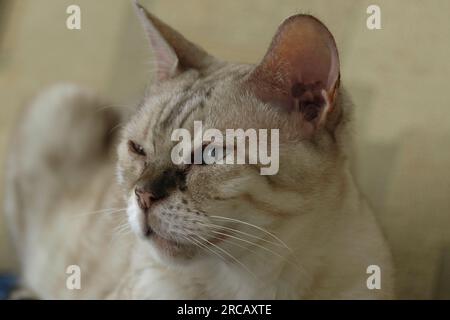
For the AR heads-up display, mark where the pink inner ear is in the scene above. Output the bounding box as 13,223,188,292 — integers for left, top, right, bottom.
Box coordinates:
269,15,339,90
249,15,340,116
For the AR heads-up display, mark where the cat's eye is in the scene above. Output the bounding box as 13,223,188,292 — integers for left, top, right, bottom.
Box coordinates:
128,140,146,156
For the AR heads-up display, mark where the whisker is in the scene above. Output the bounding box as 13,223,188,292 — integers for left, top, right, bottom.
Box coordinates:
111,229,132,241
205,231,304,273
195,234,257,280
112,221,132,235
209,215,292,252
71,208,127,219
182,235,227,263
109,123,125,135
97,104,131,111
206,233,263,256
199,222,287,249
206,229,287,260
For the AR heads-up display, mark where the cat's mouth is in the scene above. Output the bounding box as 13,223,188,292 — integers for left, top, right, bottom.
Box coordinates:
128,194,230,258
142,223,154,237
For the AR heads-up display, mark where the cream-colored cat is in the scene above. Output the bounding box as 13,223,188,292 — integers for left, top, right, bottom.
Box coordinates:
4,3,394,299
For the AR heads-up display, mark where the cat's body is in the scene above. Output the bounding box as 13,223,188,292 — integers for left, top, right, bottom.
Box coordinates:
4,4,394,299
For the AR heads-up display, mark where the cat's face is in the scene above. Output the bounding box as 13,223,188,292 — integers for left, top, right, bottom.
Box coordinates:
116,4,345,264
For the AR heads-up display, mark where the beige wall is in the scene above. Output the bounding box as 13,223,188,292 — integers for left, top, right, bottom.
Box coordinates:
1,0,450,299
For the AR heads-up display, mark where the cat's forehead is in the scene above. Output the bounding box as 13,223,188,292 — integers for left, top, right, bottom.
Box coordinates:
143,72,217,138
130,64,256,141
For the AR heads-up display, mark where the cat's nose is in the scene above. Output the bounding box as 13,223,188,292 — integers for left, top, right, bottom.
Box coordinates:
135,188,155,210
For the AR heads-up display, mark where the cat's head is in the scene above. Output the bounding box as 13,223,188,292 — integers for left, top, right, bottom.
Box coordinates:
117,2,348,264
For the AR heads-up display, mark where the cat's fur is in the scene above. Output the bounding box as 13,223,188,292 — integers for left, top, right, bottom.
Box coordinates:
4,3,394,299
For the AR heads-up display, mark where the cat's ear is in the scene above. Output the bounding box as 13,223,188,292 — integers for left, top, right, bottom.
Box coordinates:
133,1,217,81
247,14,340,137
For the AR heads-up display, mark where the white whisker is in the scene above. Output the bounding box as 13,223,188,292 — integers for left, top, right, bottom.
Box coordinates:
72,208,127,219
195,234,257,280
199,222,287,249
206,229,287,259
210,215,292,252
182,235,227,263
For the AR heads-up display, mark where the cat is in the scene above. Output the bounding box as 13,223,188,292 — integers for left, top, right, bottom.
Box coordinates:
3,2,394,299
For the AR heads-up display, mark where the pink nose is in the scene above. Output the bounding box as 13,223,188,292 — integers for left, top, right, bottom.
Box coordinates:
135,188,154,210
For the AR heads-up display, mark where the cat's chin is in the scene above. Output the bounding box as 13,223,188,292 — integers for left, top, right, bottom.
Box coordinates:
143,231,198,265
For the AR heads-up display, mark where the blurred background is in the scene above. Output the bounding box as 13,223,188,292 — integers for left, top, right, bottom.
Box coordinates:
0,0,449,299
